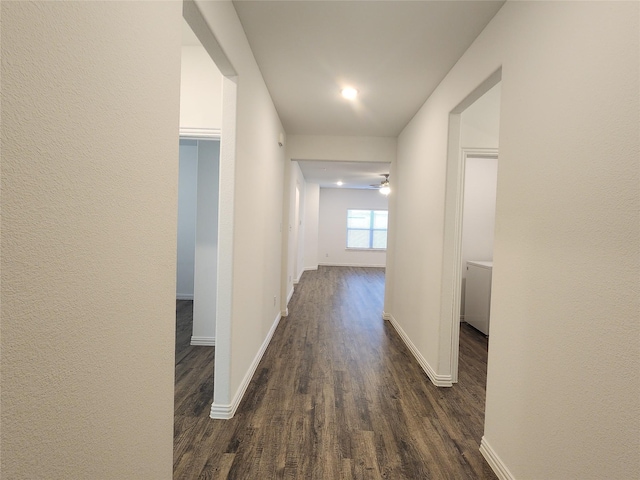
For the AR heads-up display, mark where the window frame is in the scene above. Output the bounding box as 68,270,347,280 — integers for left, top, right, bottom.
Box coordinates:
346,209,388,251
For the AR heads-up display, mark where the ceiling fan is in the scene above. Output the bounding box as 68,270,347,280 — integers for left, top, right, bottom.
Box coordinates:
370,174,391,195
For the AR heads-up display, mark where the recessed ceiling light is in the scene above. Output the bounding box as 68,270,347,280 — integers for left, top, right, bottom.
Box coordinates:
336,181,343,186
341,87,358,100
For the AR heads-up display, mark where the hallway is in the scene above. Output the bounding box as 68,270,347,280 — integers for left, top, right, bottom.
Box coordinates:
173,267,495,479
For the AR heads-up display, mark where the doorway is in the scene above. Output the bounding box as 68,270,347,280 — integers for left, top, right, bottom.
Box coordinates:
460,150,498,335
442,73,501,384
176,138,220,346
179,2,239,418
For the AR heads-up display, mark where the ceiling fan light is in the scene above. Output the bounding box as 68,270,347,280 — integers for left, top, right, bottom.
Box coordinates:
341,87,358,100
379,184,390,195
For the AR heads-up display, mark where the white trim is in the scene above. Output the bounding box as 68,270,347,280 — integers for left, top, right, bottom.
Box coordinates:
345,248,386,252
190,336,215,346
387,314,453,387
176,293,194,300
318,263,386,268
179,127,221,139
287,285,294,305
210,311,282,419
480,437,515,480
303,266,318,272
212,75,238,408
446,145,499,384
382,311,391,321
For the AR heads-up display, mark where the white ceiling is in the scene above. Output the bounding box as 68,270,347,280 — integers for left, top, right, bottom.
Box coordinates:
232,0,505,137
182,2,504,189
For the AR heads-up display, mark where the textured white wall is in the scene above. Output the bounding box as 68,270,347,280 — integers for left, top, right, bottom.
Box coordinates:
177,141,198,299
1,2,181,478
180,45,223,133
318,189,388,267
386,2,639,478
194,1,286,407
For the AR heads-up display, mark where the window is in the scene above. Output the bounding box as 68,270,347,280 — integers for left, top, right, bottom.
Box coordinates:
347,209,388,249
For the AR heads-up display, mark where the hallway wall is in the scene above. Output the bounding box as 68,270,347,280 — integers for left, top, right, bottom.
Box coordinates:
1,2,182,478
193,0,286,413
385,2,639,478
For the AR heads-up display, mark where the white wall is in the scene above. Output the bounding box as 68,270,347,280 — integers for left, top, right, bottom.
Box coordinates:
462,157,498,272
318,189,388,267
1,2,181,478
385,2,639,479
180,45,223,134
303,183,320,271
176,140,198,299
192,140,220,345
193,0,286,414
288,134,396,163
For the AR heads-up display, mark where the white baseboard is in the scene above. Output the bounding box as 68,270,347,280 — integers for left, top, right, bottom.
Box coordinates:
480,437,515,480
287,286,294,305
386,313,453,387
319,262,386,268
382,311,392,321
210,311,282,420
303,266,318,272
176,293,194,300
190,336,215,346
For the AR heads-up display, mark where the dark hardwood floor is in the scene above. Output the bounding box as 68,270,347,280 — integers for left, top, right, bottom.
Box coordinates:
174,266,496,479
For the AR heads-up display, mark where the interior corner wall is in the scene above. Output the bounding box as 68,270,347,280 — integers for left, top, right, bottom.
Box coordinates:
303,183,320,271
387,2,639,479
193,1,286,408
177,140,199,299
318,189,388,267
192,140,220,342
180,45,223,132
1,2,182,478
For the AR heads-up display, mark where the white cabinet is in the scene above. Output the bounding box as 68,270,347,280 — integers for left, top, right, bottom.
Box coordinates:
464,261,493,335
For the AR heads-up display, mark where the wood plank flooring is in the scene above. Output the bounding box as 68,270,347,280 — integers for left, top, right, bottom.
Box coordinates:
174,266,496,479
